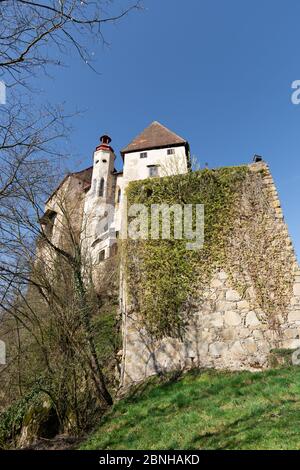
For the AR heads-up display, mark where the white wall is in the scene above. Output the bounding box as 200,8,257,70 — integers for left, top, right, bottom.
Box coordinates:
122,145,188,184
82,147,116,263
81,145,189,263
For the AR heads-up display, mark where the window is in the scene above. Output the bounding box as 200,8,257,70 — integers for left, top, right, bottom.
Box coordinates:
99,250,105,262
102,159,107,163
148,165,159,177
140,152,148,159
115,186,121,204
98,178,105,197
103,223,108,232
42,210,57,239
167,148,175,155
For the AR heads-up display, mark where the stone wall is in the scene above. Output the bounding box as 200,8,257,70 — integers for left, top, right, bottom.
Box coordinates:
120,162,300,386
121,269,300,385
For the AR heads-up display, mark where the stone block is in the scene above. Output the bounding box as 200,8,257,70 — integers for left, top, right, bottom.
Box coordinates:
290,296,300,307
238,328,251,338
282,339,300,349
210,278,224,289
216,301,235,312
246,311,260,327
226,289,241,302
230,341,246,359
256,341,270,354
218,271,228,281
246,286,256,299
224,310,241,326
197,343,209,357
288,310,300,322
236,300,249,310
283,328,299,339
222,328,235,341
201,330,215,342
253,330,263,340
293,283,300,297
209,342,227,357
243,338,257,354
210,313,224,328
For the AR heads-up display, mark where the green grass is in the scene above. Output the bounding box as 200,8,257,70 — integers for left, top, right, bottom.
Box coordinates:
80,367,300,450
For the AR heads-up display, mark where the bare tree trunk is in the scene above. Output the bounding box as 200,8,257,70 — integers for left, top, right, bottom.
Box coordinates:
74,266,113,407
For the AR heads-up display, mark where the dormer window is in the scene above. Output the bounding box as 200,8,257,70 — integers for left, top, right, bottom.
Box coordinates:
167,148,175,155
140,152,148,159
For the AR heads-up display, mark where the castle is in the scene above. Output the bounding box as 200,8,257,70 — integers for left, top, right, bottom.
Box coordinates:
40,121,300,386
40,121,190,263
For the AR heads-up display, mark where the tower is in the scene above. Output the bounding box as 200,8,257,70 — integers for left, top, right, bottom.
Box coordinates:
82,134,116,263
91,134,115,203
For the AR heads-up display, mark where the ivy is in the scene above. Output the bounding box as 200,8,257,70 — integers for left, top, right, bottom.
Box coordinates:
124,165,295,339
0,387,43,449
124,167,249,339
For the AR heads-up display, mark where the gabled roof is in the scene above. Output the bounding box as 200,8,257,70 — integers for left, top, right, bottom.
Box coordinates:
72,166,93,190
121,121,187,155
45,166,93,205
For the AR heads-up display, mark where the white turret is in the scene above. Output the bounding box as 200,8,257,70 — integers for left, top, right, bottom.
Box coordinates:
82,134,116,263
91,134,115,203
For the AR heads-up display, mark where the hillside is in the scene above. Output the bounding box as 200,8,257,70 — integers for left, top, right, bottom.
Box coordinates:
80,367,300,450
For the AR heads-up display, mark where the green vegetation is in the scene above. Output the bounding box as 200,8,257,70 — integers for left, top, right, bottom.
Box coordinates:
125,165,295,338
0,388,44,449
93,302,121,385
81,367,300,450
125,167,249,338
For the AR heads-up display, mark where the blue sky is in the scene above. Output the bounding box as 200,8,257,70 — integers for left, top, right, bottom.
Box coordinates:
39,0,300,257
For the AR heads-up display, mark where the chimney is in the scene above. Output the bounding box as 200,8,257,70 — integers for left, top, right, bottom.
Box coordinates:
253,154,263,163
96,134,113,152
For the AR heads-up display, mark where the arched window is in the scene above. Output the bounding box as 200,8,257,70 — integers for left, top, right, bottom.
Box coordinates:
99,249,105,262
98,178,105,197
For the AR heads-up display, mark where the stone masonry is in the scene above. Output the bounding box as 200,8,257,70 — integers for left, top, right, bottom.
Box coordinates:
120,163,300,386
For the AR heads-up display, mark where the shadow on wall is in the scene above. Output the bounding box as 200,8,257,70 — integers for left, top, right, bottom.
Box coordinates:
120,268,300,387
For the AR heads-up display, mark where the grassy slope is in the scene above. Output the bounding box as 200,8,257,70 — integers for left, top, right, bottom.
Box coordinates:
80,367,300,450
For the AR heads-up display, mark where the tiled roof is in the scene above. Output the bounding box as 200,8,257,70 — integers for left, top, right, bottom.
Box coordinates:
121,121,187,155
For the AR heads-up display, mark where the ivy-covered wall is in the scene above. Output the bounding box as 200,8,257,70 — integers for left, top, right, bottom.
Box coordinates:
120,162,300,385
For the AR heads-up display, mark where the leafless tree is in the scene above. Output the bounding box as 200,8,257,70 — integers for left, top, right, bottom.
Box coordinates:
0,0,141,86
0,0,139,437
0,182,120,436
